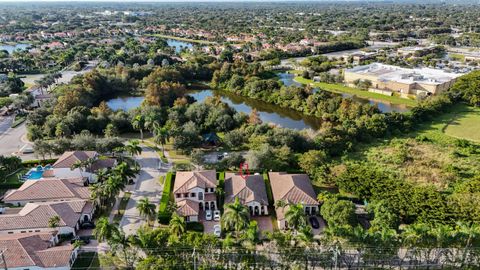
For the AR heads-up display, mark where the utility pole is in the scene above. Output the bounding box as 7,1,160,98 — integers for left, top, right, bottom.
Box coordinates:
192,247,197,270
0,250,7,270
333,244,339,270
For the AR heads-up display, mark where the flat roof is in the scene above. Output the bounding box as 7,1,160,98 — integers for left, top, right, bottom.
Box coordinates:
346,63,464,86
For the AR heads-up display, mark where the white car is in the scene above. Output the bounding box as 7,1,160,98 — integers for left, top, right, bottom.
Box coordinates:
205,210,213,221
213,224,221,237
213,210,221,221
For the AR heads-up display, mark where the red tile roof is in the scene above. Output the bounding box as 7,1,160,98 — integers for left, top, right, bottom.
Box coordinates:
0,232,74,269
268,172,318,206
176,200,199,217
3,178,90,203
224,173,268,206
173,170,217,194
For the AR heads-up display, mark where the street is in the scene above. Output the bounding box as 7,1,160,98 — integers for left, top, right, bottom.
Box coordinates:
0,121,35,159
120,146,170,235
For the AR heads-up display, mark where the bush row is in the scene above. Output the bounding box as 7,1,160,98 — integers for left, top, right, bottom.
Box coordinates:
158,172,174,224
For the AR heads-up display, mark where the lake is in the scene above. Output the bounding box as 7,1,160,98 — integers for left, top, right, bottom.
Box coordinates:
106,91,322,130
166,39,194,53
277,72,409,113
0,43,30,54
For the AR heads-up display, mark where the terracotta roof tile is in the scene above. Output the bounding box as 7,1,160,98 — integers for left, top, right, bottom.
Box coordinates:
0,232,74,268
176,200,199,217
173,170,217,194
53,151,97,169
3,178,90,203
224,173,268,206
268,172,318,205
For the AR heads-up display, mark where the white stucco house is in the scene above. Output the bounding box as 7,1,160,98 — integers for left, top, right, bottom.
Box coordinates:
173,170,218,222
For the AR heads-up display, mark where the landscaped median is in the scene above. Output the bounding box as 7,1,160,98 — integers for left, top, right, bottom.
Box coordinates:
293,75,418,107
158,171,174,224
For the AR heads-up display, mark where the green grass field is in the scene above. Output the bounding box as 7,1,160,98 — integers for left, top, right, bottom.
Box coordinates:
443,106,480,142
150,34,216,44
293,76,418,107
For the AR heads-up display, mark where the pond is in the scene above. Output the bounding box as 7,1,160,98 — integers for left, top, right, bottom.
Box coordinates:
106,91,322,130
106,96,144,111
277,72,409,113
166,39,194,53
0,43,30,54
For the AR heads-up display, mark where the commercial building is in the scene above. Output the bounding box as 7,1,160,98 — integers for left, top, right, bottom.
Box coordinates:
344,63,463,97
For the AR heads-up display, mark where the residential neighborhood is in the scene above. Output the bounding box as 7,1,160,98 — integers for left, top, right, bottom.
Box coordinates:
0,1,480,269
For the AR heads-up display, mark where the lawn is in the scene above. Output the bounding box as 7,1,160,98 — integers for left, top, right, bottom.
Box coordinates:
443,106,480,142
344,103,480,189
293,75,418,107
3,168,28,184
150,34,216,45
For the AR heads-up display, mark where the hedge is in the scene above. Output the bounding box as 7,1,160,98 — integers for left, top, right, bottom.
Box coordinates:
158,172,174,224
217,172,225,211
186,222,204,232
22,159,58,167
0,182,23,189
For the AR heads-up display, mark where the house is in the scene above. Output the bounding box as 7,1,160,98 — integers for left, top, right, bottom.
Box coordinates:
0,232,78,270
173,170,217,222
0,200,94,235
50,151,116,183
3,178,90,206
224,173,269,216
268,172,319,230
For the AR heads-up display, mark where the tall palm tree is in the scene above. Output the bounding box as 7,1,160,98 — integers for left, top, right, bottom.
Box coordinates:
153,125,169,155
112,162,137,184
94,217,119,242
284,203,307,232
71,157,96,178
169,213,186,237
221,197,250,239
132,114,145,141
137,197,156,226
125,140,142,157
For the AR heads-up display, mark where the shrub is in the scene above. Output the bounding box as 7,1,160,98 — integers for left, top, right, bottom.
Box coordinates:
22,158,58,167
186,222,204,232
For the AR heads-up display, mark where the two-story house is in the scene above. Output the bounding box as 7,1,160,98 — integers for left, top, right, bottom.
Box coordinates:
173,170,217,222
224,173,269,216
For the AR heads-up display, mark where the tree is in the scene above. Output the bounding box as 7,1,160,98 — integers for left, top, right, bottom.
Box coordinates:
48,215,60,228
137,197,156,226
449,70,480,106
284,203,307,232
94,216,119,242
124,140,142,156
132,114,145,141
153,125,169,155
298,150,330,184
169,213,186,237
321,196,357,229
221,197,250,239
104,123,119,138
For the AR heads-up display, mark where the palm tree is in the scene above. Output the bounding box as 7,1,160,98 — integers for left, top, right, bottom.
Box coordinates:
284,203,307,232
94,217,119,242
131,114,145,141
112,162,137,184
48,215,61,228
125,140,142,157
137,197,156,226
71,157,96,178
153,125,169,155
169,213,186,237
221,197,250,239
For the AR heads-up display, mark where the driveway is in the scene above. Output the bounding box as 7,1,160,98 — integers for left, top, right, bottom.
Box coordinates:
120,146,169,236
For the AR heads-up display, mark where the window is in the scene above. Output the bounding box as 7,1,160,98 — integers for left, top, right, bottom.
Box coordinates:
198,192,204,200
191,193,195,197
176,194,181,198
7,232,13,234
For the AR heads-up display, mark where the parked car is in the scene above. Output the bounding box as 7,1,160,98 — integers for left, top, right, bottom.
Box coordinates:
80,222,96,229
71,236,91,245
213,210,221,221
205,210,213,221
213,224,221,237
309,216,319,229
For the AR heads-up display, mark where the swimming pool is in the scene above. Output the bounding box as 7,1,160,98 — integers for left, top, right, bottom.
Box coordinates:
26,170,44,180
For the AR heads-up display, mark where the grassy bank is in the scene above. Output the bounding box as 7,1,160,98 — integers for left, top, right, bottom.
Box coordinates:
443,105,480,142
150,34,216,45
293,75,417,107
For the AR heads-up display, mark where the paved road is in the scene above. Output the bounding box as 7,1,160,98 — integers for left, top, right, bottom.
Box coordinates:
120,146,170,235
0,121,35,159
